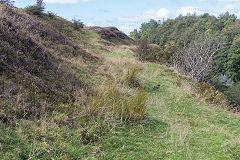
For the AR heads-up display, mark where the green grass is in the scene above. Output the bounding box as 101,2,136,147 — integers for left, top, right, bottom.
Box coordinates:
0,7,239,158
88,47,240,159
85,61,240,160
1,45,239,160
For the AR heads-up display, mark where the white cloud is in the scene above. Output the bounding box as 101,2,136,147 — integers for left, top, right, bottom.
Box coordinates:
176,7,204,16
44,0,90,4
221,4,235,12
116,24,141,34
218,4,240,17
118,8,171,23
142,8,171,20
117,8,171,34
116,4,240,34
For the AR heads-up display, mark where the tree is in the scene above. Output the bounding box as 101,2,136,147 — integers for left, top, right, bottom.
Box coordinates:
129,29,140,40
36,0,44,7
173,35,224,82
36,0,45,12
214,46,240,81
25,0,45,16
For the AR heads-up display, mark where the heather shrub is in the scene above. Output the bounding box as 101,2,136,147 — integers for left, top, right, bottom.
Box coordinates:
0,0,14,7
0,8,91,112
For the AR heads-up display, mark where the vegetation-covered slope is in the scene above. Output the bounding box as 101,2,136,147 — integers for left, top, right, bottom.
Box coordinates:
0,4,239,160
130,13,240,109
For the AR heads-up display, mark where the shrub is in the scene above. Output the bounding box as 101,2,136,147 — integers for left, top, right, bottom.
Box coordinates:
197,82,227,106
136,39,169,64
47,11,56,19
225,82,240,110
81,83,147,122
72,18,84,30
164,41,177,63
25,5,44,17
211,75,234,92
211,76,239,110
218,74,234,87
136,39,151,61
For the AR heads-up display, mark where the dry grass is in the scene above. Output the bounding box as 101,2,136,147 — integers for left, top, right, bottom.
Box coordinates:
80,82,147,122
123,64,142,87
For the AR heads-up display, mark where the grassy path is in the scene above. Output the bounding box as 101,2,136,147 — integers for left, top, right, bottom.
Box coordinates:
0,44,239,160
94,45,240,160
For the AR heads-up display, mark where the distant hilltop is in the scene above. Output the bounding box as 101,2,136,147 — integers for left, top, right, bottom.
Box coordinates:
91,26,132,42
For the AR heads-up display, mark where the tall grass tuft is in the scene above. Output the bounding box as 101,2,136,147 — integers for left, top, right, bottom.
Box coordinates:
80,83,147,122
124,64,142,88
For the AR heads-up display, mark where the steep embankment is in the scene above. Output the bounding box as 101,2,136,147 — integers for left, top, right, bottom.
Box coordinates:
0,5,98,118
0,4,239,160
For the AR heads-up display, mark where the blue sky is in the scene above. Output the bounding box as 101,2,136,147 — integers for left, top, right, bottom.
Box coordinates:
15,0,240,34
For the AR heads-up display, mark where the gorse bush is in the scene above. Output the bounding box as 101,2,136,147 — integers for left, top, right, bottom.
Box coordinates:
197,82,227,106
81,83,147,122
136,39,173,64
211,75,239,110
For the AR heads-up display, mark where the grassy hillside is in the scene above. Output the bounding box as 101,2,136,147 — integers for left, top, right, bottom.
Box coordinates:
0,4,239,160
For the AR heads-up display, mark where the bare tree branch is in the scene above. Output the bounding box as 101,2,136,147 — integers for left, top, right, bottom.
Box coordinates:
173,35,226,82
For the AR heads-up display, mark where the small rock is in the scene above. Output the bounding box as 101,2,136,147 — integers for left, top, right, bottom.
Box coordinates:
153,84,161,90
